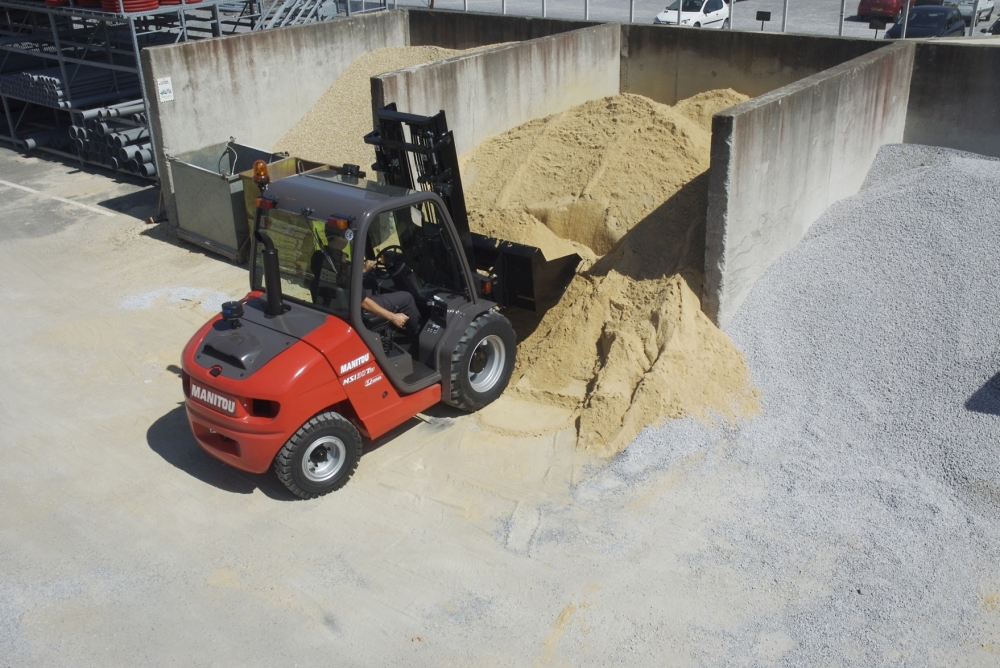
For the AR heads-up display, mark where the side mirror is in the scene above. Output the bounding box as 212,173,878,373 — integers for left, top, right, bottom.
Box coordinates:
982,27,988,32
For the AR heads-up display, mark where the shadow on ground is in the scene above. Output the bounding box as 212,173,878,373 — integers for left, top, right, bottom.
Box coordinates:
966,372,1000,416
147,404,297,501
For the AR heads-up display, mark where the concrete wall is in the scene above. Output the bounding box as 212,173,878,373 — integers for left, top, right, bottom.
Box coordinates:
141,11,407,221
621,24,887,106
373,23,620,158
704,42,915,328
407,8,595,50
905,42,1000,159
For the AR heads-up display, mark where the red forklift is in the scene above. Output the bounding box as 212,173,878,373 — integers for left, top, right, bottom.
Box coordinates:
181,107,579,498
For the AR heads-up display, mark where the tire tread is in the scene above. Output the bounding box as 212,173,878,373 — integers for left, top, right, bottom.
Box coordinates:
274,411,362,500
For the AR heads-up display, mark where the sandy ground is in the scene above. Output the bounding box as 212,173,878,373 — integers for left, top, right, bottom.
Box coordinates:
0,147,769,665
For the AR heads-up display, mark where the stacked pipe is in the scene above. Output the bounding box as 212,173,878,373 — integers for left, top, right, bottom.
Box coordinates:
0,67,139,109
68,101,156,178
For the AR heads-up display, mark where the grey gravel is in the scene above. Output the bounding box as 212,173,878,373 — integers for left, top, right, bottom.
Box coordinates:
626,143,1000,665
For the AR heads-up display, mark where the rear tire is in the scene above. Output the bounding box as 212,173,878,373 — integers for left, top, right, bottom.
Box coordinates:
274,411,362,499
448,310,516,412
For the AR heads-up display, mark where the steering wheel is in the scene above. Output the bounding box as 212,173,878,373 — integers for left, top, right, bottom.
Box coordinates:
375,245,407,278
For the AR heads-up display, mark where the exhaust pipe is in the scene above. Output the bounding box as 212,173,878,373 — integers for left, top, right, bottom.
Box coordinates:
254,229,285,317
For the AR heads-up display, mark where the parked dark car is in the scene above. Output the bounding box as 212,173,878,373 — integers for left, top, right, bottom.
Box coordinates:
982,17,1000,33
885,6,967,37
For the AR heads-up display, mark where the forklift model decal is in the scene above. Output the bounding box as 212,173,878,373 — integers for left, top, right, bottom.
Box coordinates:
342,366,376,386
339,353,371,375
190,383,237,416
364,375,383,387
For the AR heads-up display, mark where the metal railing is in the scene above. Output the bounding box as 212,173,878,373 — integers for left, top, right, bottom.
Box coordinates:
395,0,992,40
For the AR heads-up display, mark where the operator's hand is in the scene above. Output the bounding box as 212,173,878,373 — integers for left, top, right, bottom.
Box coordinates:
364,259,377,273
389,312,409,329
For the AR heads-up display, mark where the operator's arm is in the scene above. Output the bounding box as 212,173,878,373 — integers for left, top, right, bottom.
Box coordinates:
361,259,408,328
362,297,409,329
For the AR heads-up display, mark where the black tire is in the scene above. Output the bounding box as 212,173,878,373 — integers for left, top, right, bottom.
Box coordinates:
694,22,701,27
274,411,362,499
723,18,730,28
448,310,516,412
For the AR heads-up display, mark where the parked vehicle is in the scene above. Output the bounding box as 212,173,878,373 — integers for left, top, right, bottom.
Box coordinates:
858,0,906,21
955,0,994,23
981,16,1000,31
885,5,968,36
654,0,730,28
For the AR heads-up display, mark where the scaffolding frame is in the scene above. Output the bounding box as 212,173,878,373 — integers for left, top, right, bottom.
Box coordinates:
0,0,261,179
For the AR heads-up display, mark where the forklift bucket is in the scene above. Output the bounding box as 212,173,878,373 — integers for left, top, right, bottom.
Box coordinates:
365,105,580,314
470,234,580,313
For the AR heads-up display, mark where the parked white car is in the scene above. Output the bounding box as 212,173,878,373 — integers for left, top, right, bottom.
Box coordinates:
954,0,994,23
654,0,730,28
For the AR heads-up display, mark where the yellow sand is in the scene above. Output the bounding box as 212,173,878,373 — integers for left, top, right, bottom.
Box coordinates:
462,90,760,457
272,46,463,169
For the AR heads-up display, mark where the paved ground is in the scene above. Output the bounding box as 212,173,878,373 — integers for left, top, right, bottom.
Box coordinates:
396,0,996,39
0,147,763,665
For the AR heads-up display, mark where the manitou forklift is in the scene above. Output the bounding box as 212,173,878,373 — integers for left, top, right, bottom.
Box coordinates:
181,107,580,498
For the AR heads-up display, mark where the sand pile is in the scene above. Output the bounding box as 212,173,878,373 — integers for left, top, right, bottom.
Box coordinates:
273,46,462,168
463,91,759,456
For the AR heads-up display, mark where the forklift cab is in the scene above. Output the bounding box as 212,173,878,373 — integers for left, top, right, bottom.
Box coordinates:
250,168,495,395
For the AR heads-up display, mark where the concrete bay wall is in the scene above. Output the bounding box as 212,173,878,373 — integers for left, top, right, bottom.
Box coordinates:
905,42,1000,159
373,23,620,158
704,42,915,328
620,24,886,107
141,11,407,221
406,8,595,50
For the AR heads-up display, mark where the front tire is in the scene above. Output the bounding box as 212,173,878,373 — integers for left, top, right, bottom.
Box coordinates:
274,411,362,499
448,310,516,412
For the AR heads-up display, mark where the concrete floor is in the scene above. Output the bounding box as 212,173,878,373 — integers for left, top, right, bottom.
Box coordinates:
0,147,764,665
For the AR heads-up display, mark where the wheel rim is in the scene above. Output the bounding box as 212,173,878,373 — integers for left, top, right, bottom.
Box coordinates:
468,335,506,394
301,436,347,483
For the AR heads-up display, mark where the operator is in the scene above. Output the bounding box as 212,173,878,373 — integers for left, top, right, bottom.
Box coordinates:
361,257,422,343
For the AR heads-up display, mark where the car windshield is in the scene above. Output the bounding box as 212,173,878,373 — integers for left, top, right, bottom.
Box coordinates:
252,208,355,320
665,0,704,11
906,9,948,26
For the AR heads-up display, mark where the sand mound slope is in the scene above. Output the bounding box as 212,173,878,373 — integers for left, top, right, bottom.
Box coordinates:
463,91,759,456
273,46,461,168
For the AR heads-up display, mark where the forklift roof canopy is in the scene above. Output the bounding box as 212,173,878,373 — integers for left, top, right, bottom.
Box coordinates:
265,170,416,223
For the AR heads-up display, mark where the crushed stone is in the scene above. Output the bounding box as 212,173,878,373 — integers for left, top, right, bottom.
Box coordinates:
625,144,1000,664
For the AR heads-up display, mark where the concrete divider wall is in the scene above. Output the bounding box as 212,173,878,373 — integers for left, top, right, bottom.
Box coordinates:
905,42,1000,159
621,24,887,106
141,10,407,220
373,23,620,158
704,42,915,328
407,8,595,50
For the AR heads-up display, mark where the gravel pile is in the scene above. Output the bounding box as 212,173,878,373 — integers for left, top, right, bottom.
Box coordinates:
623,144,1000,664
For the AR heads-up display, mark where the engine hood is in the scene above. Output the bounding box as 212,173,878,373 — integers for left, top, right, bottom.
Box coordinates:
193,297,329,380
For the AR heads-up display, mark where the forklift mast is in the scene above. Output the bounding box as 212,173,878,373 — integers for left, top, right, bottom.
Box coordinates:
364,105,580,314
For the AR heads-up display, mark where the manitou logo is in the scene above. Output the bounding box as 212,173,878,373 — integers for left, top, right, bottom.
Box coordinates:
339,353,370,375
190,383,237,415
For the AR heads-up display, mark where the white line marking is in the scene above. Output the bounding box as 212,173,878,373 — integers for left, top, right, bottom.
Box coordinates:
0,178,116,218
0,179,38,194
